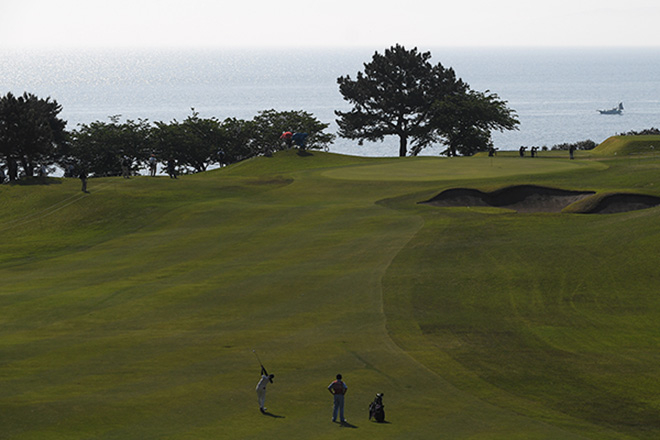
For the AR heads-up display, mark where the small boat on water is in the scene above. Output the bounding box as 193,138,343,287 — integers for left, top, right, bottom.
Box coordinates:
598,102,624,115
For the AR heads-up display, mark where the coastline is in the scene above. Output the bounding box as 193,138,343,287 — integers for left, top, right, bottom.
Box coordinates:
2,47,660,155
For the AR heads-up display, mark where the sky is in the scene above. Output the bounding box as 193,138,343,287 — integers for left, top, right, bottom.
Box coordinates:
1,0,659,49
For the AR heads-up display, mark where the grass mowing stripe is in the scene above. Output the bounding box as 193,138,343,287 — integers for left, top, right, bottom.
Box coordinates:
383,200,660,438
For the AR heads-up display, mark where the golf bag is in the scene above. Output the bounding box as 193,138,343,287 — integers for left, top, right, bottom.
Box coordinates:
368,393,385,423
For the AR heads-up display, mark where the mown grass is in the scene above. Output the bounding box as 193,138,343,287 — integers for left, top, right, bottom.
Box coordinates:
382,201,660,438
1,149,659,439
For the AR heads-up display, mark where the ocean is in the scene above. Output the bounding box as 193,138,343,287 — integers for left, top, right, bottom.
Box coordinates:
2,47,660,157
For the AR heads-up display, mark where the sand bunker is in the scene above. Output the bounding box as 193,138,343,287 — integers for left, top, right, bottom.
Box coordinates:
587,193,660,214
421,185,660,214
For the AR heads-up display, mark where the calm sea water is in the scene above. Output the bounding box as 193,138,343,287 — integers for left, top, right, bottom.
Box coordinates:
2,47,660,156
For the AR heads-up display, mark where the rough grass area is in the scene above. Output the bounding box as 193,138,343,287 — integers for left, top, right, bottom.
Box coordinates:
1,150,660,439
593,135,660,156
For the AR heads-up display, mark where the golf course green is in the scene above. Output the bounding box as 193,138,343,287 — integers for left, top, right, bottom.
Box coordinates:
1,147,659,439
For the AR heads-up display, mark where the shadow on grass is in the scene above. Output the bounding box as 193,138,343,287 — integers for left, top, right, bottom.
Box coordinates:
337,421,358,429
8,177,63,186
262,411,285,419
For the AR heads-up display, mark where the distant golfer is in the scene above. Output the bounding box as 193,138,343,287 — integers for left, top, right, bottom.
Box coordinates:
121,156,131,178
328,373,348,423
166,159,178,179
79,169,88,193
148,154,157,177
292,132,309,151
256,366,274,414
280,131,293,149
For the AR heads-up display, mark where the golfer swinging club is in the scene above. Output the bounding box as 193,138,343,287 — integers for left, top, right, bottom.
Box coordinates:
256,365,274,414
328,373,348,423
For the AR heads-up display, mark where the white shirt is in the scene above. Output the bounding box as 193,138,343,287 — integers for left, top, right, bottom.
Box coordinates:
256,375,269,391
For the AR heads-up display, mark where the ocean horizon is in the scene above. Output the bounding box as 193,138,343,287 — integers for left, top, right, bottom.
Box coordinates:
2,46,660,157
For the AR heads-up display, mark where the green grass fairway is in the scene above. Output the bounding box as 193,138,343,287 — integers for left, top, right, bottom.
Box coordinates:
322,156,603,181
1,150,659,439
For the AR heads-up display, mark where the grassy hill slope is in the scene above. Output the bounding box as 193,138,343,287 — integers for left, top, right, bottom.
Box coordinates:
593,135,660,156
1,151,659,439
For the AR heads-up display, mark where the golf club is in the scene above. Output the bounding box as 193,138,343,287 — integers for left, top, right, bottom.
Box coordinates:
252,349,264,368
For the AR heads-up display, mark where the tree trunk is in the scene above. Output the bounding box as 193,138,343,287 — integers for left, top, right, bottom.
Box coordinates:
398,135,408,157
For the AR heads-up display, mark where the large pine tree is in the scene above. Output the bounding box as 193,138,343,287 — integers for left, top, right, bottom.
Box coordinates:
335,45,518,157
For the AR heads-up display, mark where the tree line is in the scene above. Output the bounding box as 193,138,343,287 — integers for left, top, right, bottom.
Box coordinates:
1,45,523,181
550,139,597,151
0,92,334,180
617,128,660,136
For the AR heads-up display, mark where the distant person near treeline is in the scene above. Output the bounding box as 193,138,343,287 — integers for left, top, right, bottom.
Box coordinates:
280,131,309,152
167,159,178,179
149,154,157,176
79,169,88,193
121,156,131,178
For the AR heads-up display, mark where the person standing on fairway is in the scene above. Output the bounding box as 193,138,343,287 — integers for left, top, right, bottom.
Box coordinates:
256,366,274,413
328,373,348,423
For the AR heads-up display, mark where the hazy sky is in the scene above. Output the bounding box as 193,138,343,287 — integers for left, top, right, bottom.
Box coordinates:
1,0,659,49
